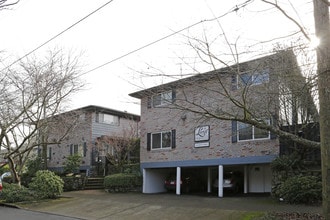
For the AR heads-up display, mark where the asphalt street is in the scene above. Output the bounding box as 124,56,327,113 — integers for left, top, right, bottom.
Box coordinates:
0,205,82,220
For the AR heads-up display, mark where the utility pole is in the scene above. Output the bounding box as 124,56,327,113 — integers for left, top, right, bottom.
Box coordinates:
313,0,330,218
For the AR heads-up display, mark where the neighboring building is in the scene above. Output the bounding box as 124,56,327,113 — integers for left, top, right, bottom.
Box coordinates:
129,50,317,196
45,105,140,176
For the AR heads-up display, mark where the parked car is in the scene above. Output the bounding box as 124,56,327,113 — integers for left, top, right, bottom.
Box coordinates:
164,173,203,193
213,171,243,193
0,172,11,193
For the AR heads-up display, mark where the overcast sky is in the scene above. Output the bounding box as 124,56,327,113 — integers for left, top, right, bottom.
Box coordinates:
0,0,315,115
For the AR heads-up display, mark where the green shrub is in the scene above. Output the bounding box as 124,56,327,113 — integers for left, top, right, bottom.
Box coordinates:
122,163,141,175
29,170,64,199
20,173,33,187
271,154,303,173
276,175,321,204
104,173,142,192
0,183,34,203
63,154,82,174
0,164,10,175
26,156,43,177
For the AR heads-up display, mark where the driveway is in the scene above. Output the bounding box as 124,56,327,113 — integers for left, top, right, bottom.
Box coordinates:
17,190,322,220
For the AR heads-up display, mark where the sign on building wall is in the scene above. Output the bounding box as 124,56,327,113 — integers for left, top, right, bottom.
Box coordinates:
194,125,210,148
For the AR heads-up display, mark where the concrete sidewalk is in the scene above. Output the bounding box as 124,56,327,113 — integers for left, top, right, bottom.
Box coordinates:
18,190,322,220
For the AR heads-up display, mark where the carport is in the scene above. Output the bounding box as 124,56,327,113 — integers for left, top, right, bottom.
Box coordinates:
141,156,275,197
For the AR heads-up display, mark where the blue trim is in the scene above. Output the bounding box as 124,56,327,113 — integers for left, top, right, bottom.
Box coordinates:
140,155,277,169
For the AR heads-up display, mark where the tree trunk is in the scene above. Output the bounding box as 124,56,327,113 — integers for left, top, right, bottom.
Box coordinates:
313,0,330,218
7,156,21,186
42,142,48,170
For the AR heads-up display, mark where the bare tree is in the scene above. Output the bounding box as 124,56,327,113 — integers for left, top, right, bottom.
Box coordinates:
95,122,140,175
0,50,84,185
0,0,19,10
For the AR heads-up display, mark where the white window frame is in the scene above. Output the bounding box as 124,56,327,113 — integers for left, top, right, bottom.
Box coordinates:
237,120,270,141
151,131,172,150
97,113,119,125
152,90,173,107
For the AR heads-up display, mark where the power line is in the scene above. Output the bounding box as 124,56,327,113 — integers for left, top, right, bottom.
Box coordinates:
83,1,252,75
3,0,252,76
83,19,207,75
1,0,114,72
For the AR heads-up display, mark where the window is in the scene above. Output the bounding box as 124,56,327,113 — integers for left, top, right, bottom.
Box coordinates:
69,143,85,157
239,69,270,87
96,113,119,125
237,120,270,141
47,147,52,160
74,144,79,154
147,130,176,150
152,90,174,107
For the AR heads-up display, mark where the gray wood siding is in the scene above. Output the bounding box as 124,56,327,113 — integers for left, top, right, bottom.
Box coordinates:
91,112,139,139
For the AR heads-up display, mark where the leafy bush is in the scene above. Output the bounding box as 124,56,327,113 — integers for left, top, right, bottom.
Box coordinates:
26,156,43,177
20,173,33,187
122,163,141,175
276,175,321,204
271,154,303,173
0,183,34,203
0,164,10,175
63,154,82,174
104,173,142,192
29,170,64,199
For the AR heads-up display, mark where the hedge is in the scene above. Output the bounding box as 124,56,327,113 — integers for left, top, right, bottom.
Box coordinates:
104,173,142,192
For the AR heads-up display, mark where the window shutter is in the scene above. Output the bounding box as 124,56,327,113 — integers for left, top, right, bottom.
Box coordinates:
171,129,176,149
83,142,87,157
95,112,99,123
48,147,52,160
231,75,238,91
70,144,73,155
231,120,238,143
270,115,277,139
147,97,152,108
147,133,151,151
172,89,176,103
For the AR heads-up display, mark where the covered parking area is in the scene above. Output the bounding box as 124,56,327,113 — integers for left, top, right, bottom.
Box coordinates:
141,156,275,197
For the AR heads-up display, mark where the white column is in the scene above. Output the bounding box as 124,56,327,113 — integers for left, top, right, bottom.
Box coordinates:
218,165,223,197
244,165,248,194
176,167,181,195
143,168,146,193
207,167,211,193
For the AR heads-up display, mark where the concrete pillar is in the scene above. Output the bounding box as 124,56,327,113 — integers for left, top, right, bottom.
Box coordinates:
207,167,211,193
176,167,181,195
143,168,146,193
218,165,223,197
244,165,248,194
